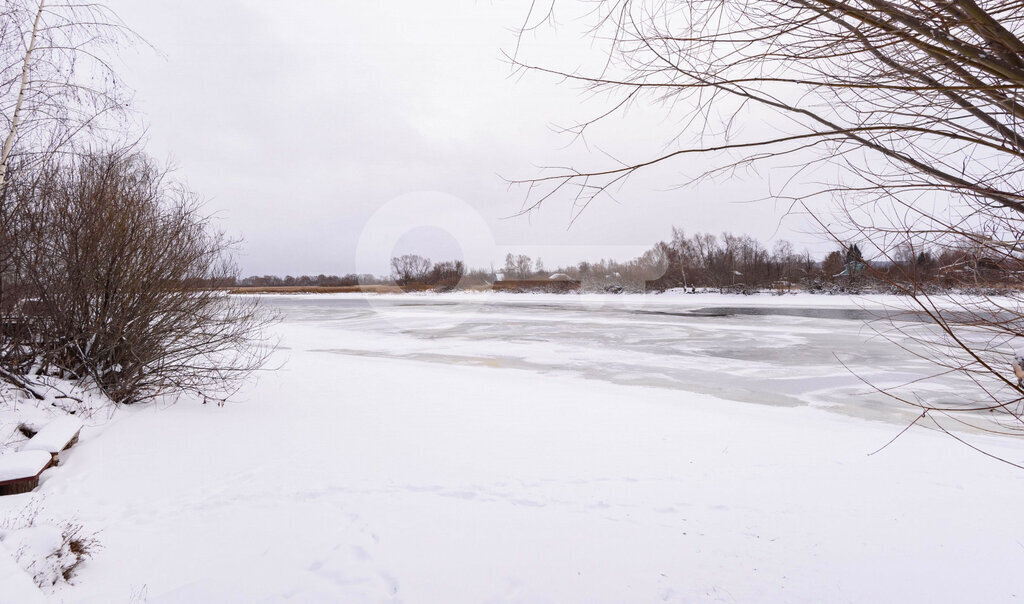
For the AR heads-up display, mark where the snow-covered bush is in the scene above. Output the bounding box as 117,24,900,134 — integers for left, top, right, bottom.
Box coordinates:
1,150,275,403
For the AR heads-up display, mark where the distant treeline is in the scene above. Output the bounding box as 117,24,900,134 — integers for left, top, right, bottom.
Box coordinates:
234,227,1022,293
637,229,1021,292
236,259,492,290
238,274,383,288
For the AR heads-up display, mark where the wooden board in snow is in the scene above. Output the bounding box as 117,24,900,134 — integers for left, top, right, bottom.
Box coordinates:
0,450,53,495
21,416,83,457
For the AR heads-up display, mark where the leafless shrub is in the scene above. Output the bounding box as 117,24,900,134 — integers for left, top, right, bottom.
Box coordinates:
426,260,466,289
0,1,143,400
3,149,274,404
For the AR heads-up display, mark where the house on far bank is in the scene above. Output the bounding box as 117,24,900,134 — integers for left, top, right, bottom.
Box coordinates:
837,260,867,278
836,243,867,279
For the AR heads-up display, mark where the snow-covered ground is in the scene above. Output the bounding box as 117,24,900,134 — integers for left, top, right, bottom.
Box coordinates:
3,292,1024,602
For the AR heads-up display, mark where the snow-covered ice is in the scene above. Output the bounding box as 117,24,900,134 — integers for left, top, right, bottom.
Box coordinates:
3,292,1024,602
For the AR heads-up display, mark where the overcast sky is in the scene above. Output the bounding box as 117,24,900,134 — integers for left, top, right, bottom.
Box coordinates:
105,0,827,276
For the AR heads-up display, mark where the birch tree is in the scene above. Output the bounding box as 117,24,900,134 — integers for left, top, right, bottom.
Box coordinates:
0,0,44,190
0,0,130,184
0,0,132,315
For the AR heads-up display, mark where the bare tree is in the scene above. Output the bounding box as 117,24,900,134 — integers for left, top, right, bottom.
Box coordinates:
821,250,845,280
514,1,1024,455
390,254,432,286
504,253,534,279
512,0,1023,217
534,257,546,275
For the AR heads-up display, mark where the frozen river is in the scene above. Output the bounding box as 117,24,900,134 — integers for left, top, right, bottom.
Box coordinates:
26,292,1023,602
266,293,968,426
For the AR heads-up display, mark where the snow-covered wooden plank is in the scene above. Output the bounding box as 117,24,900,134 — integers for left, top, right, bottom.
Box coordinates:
0,450,52,496
21,416,83,456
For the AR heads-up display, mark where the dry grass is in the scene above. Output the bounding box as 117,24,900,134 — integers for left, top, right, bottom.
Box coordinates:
59,522,101,583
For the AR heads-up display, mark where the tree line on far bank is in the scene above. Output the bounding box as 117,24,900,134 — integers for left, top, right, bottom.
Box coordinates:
236,227,1019,294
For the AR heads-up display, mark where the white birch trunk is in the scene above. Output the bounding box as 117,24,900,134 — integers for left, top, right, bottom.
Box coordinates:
0,0,46,191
